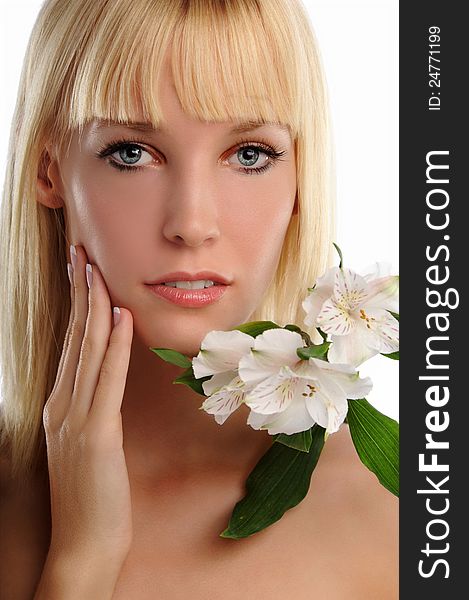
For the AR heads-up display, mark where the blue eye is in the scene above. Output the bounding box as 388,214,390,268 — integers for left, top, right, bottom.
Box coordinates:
96,137,287,175
114,145,146,165
97,141,153,171
231,136,288,174
230,145,279,175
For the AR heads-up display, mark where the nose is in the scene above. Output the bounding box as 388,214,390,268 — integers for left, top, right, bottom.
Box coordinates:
162,170,221,247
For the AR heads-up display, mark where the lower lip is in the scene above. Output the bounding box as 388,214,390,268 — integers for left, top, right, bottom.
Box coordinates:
145,283,228,307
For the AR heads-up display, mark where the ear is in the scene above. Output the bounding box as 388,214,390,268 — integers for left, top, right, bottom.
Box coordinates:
36,146,65,209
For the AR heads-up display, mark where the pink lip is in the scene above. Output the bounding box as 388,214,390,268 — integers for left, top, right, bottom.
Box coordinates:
146,283,228,307
145,271,232,285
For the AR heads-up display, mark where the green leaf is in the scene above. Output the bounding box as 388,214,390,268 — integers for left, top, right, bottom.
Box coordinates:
347,399,399,497
381,351,400,360
149,347,192,369
173,366,210,396
317,327,328,343
273,428,313,452
296,342,331,361
220,425,325,539
333,242,344,268
232,320,280,338
388,311,399,322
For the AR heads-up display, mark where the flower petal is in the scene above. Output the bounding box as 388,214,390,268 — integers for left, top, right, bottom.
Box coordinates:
362,275,399,313
305,387,348,435
202,371,237,396
333,268,369,311
238,351,278,386
327,329,379,367
192,330,254,378
200,374,247,424
246,409,272,430
253,328,304,363
317,297,355,336
238,329,303,386
360,308,399,354
309,358,373,399
252,397,317,435
302,267,337,327
315,265,338,290
302,292,327,328
307,357,356,376
244,365,302,415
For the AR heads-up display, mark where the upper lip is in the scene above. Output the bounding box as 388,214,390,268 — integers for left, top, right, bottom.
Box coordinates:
145,271,232,285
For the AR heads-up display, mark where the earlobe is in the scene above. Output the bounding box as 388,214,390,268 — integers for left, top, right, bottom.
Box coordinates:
36,147,64,209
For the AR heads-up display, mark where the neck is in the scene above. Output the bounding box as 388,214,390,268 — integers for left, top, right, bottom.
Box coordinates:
120,334,273,483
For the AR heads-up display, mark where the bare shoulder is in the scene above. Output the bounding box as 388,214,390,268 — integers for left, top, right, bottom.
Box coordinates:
317,424,399,520
0,415,51,600
299,425,398,598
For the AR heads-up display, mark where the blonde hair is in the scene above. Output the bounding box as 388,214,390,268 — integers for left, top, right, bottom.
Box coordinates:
0,0,336,481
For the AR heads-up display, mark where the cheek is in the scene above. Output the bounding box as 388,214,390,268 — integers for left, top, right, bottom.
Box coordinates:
64,172,148,288
224,192,295,311
230,190,295,264
67,156,147,235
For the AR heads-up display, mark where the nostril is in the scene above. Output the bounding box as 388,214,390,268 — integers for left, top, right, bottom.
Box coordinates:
171,234,215,248
163,223,220,247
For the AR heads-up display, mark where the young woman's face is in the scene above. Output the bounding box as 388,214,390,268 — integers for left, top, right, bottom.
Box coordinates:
56,73,297,356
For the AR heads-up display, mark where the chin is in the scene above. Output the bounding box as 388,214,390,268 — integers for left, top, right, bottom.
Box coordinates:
133,312,242,359
129,287,260,357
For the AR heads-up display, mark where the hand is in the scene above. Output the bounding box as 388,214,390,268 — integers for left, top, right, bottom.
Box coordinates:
42,244,134,565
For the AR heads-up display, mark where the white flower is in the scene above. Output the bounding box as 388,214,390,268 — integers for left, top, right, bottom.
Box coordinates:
238,328,372,436
192,330,255,424
302,263,399,367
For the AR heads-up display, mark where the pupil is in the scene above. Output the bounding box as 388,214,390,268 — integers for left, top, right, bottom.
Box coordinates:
120,145,141,164
239,147,258,167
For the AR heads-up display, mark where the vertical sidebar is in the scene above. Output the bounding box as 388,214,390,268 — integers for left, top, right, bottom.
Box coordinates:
400,1,467,597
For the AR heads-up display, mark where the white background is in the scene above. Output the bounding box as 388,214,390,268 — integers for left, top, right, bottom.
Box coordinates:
0,0,399,420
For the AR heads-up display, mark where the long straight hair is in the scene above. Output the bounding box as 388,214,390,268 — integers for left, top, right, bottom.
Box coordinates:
0,0,336,481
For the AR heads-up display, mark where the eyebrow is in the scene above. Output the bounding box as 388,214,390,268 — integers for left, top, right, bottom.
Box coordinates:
230,121,290,134
93,119,289,135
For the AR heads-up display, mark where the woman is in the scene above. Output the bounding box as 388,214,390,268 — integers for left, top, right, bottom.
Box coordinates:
0,1,398,598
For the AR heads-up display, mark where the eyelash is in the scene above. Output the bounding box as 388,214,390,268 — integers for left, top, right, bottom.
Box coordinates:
95,136,287,175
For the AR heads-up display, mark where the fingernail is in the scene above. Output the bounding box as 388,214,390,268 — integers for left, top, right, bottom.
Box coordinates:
67,262,74,285
70,244,77,270
86,263,93,289
113,307,121,326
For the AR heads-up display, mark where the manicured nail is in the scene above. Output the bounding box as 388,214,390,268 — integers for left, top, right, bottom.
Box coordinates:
70,244,77,270
67,262,73,285
113,307,121,326
86,263,93,289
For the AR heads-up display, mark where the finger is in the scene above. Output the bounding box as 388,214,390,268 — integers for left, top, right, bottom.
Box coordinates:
88,307,133,427
53,245,90,410
44,255,79,430
69,260,113,422
50,261,76,398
